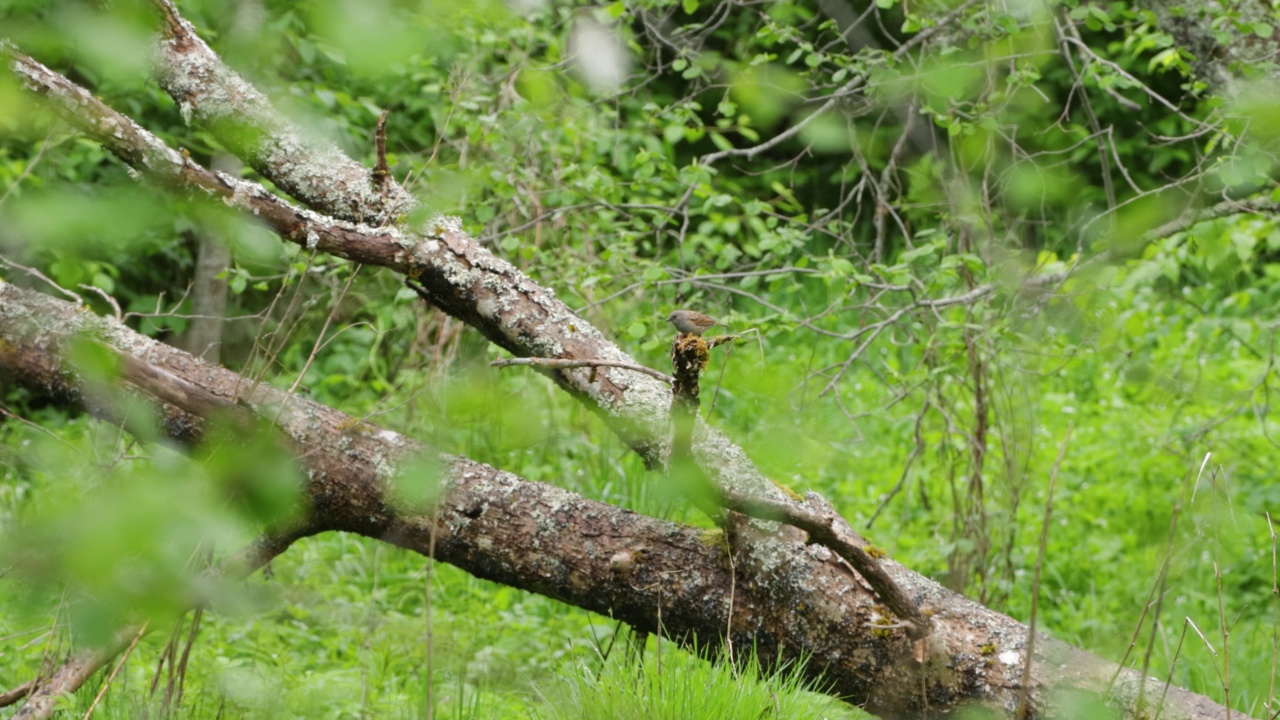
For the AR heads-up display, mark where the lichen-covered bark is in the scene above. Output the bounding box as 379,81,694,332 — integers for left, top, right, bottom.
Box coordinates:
150,0,413,226
0,280,1240,720
136,2,799,504
3,46,778,508
1,7,1256,714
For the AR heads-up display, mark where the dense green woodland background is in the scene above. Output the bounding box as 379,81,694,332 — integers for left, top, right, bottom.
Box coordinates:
2,0,1279,717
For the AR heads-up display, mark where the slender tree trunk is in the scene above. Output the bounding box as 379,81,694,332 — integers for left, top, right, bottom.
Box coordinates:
177,154,236,363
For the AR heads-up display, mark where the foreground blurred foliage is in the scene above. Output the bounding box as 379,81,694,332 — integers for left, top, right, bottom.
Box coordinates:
2,0,1279,716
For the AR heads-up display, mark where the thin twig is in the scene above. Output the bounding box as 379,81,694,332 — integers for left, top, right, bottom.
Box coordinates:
868,397,930,528
717,488,932,639
1185,616,1217,656
1211,465,1232,720
76,285,122,322
285,265,362,396
1107,454,1197,694
425,504,437,720
82,622,149,720
0,256,83,304
1268,512,1278,720
490,357,675,384
0,123,61,208
1016,423,1072,718
1153,619,1191,720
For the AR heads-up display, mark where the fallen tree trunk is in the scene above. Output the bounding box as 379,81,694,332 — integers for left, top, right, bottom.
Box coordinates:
0,280,1241,719
0,3,1255,714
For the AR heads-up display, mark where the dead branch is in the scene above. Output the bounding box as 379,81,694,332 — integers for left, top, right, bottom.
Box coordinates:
490,356,674,384
718,488,932,640
9,532,303,720
667,332,930,638
0,280,1244,719
0,681,34,708
149,0,412,226
4,45,784,505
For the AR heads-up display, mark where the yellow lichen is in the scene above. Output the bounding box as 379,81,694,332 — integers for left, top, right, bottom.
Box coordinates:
699,528,729,553
337,418,369,433
770,481,804,501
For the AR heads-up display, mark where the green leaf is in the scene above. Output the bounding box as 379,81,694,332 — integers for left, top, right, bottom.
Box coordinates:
899,243,939,263
90,272,114,294
664,123,687,145
827,257,854,276
1149,48,1179,72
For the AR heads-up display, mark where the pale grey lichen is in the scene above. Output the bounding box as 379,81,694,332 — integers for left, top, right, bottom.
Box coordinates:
475,297,499,320
371,451,398,482
424,214,463,238
153,19,413,225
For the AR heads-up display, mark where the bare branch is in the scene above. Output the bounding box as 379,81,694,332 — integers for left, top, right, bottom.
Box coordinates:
0,280,1244,719
718,487,933,640
491,356,674,384
820,284,998,396
6,45,788,503
10,532,302,720
0,681,34,708
149,0,412,225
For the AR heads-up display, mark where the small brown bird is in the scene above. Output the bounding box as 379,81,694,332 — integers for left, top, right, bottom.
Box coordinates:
665,309,722,336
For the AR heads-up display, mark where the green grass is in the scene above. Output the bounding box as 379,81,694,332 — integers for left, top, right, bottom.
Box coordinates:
533,641,865,720
2,278,1276,717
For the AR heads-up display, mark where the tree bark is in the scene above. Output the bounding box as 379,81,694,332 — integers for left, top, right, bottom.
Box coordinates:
176,152,242,363
5,45,779,504
0,3,1262,716
0,280,1242,720
177,226,229,363
150,0,414,226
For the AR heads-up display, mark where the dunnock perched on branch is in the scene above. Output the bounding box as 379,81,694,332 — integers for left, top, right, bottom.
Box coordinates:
665,309,722,336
